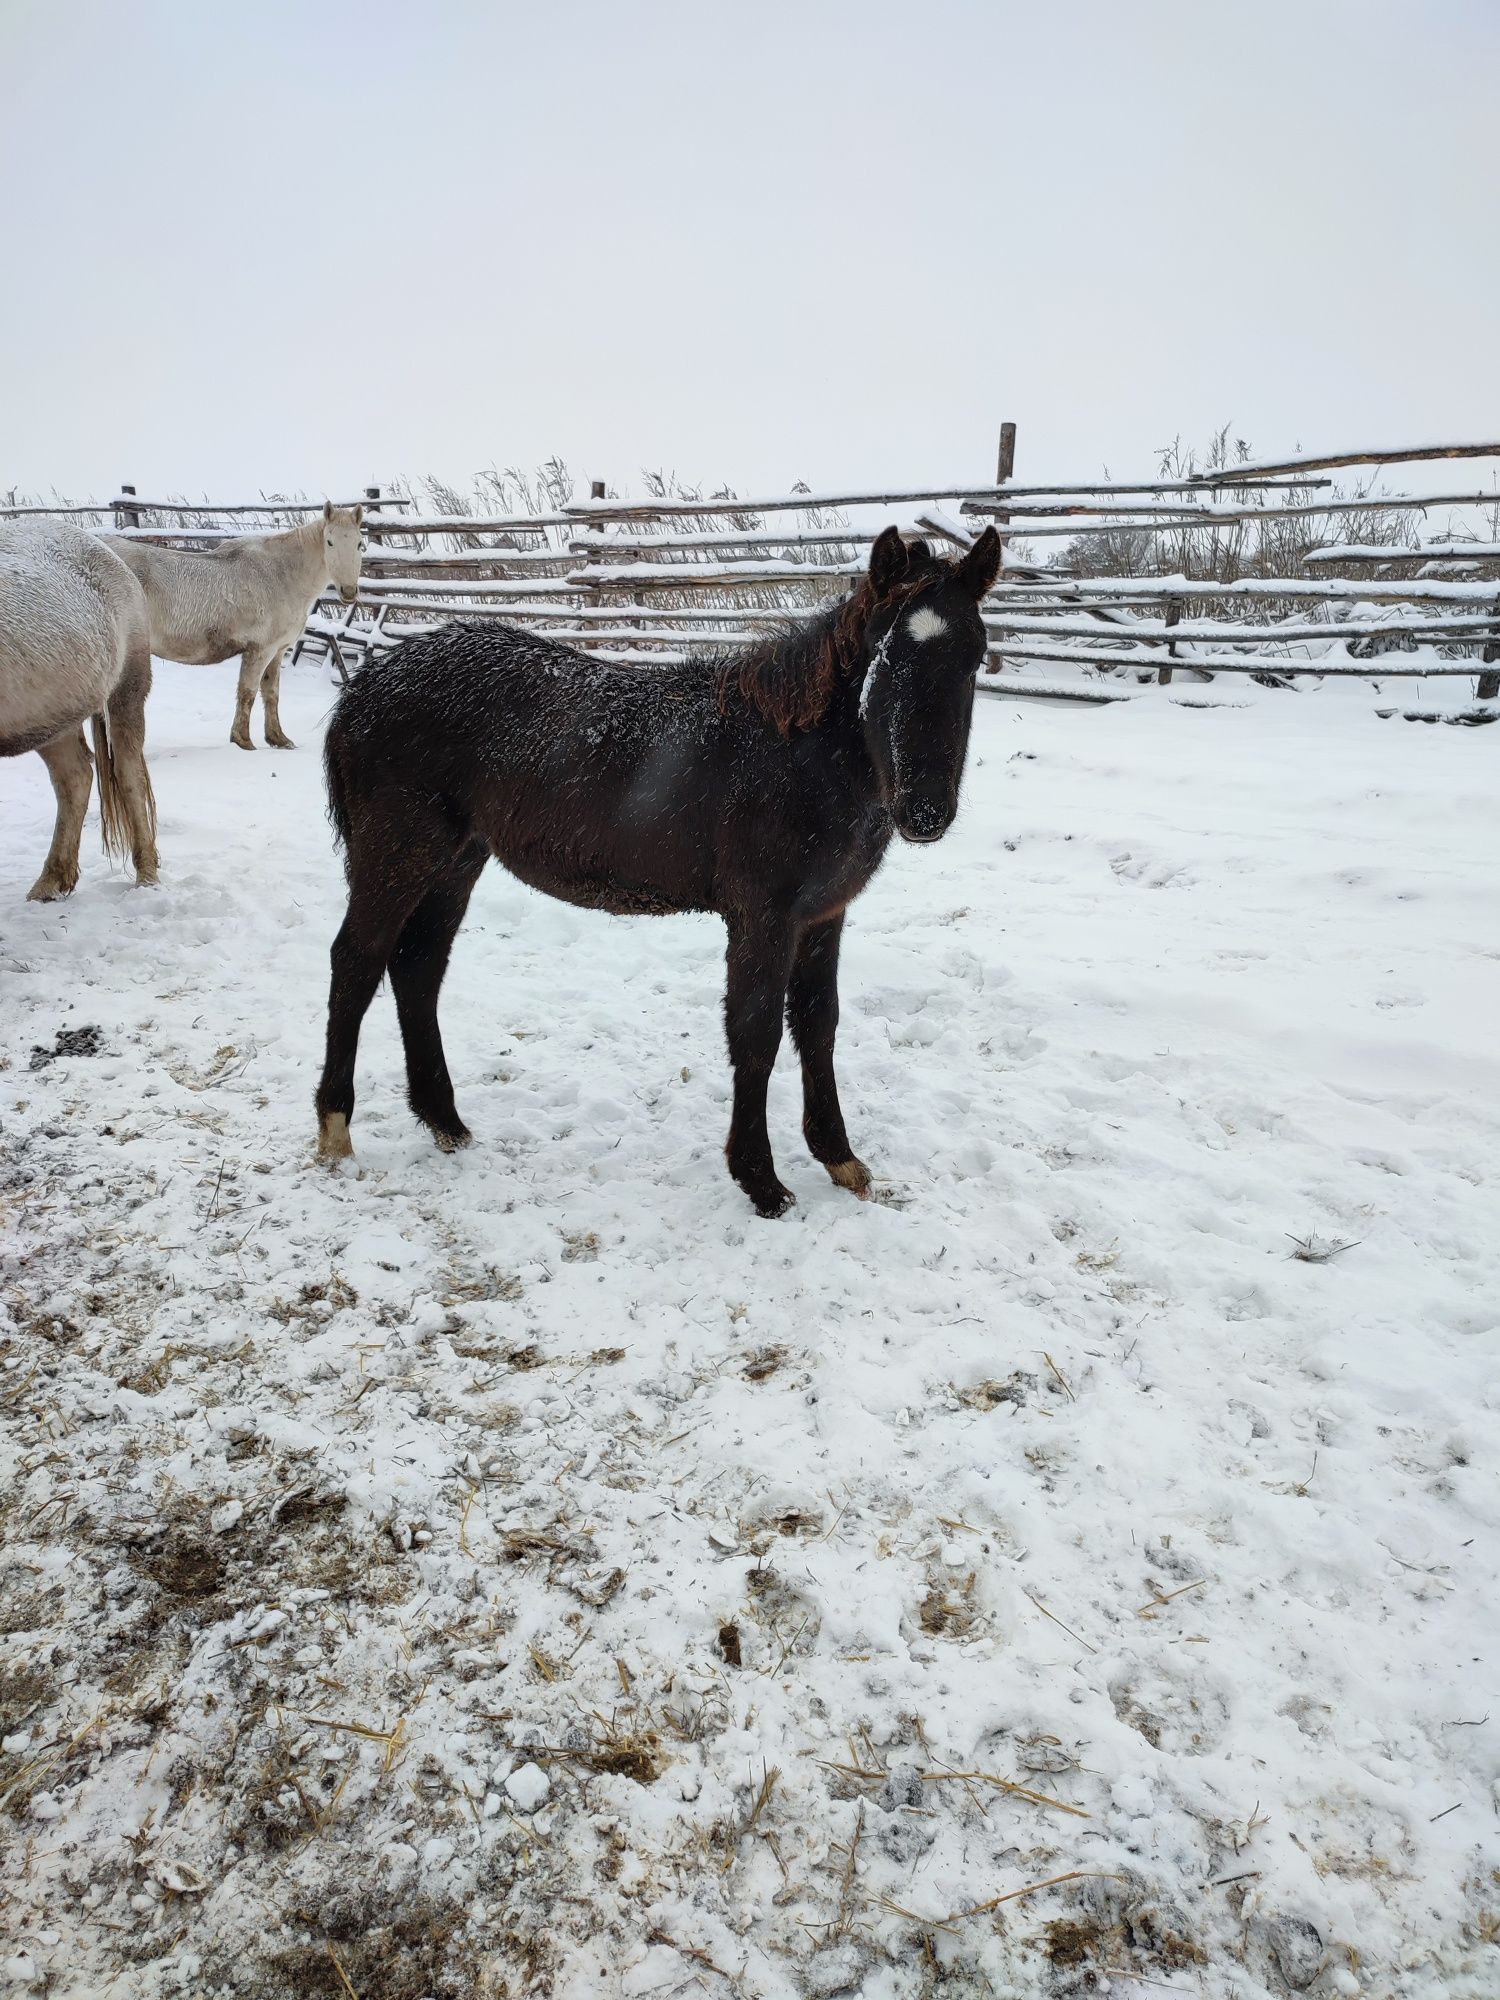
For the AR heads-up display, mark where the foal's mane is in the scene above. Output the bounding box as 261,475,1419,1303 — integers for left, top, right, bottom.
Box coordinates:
714,549,948,736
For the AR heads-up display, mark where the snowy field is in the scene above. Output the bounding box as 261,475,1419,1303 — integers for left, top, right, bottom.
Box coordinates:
2,661,1498,2000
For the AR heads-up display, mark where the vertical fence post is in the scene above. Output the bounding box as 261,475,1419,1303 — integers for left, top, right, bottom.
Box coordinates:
583,479,606,651
1477,593,1500,701
358,487,379,611
1158,596,1182,686
114,483,139,532
983,421,1016,676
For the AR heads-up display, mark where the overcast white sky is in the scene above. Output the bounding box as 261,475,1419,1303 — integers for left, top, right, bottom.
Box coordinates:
2,0,1495,504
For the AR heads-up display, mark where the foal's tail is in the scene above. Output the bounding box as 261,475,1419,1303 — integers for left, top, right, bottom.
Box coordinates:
91,712,153,861
323,716,352,863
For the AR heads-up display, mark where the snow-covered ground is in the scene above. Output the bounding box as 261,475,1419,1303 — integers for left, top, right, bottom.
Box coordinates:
2,662,1497,1999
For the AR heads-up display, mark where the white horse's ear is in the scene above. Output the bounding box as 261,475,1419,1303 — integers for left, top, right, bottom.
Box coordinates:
323,500,333,522
354,505,365,526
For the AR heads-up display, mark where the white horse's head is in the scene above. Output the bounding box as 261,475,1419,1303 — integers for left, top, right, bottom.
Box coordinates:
322,501,364,602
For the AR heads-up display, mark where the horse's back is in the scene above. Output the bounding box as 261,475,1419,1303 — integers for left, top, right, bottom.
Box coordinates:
336,621,703,759
0,522,147,754
328,622,728,910
103,531,310,664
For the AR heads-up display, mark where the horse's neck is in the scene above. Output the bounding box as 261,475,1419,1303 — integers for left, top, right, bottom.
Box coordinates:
802,682,880,810
274,519,328,593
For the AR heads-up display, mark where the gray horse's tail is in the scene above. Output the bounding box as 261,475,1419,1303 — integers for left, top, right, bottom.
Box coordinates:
91,712,152,861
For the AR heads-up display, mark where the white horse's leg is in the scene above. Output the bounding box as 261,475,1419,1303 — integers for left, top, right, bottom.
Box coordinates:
27,728,93,902
260,639,295,749
231,646,267,749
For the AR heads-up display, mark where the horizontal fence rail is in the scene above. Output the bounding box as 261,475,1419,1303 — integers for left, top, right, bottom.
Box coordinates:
10,435,1500,705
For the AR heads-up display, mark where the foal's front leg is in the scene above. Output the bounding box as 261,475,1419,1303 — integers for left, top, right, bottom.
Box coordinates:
723,913,797,1217
787,912,870,1196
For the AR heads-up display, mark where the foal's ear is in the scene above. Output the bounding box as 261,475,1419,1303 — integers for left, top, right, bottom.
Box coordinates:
955,525,1002,598
353,504,365,526
868,525,907,598
323,500,334,522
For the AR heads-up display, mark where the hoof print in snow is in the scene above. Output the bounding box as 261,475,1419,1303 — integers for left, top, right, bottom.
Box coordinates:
865,1181,911,1209
805,1943,867,1996
1108,1664,1229,1756
875,1764,923,1813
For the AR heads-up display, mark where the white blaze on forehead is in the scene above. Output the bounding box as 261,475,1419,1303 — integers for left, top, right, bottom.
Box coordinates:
906,606,948,644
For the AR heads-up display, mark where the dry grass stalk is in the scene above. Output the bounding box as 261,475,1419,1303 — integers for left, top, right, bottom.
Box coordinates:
1137,1578,1207,1617
883,1868,1128,1929
645,1927,744,1989
1287,1232,1359,1263
0,1713,99,1807
300,1713,408,1775
834,1803,865,1934
744,1762,779,1836
325,1941,360,2000
1023,1588,1097,1654
920,1770,1089,1819
457,1483,479,1555
1042,1351,1076,1400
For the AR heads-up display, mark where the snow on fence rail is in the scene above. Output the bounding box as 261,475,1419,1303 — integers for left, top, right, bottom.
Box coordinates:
12,435,1500,701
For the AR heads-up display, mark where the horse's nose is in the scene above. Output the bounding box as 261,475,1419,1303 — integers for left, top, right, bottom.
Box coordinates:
340,586,358,603
896,791,956,843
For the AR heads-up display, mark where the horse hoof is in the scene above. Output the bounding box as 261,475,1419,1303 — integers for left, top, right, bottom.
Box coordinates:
26,876,75,902
266,733,295,750
826,1157,872,1197
433,1125,473,1154
317,1112,355,1162
752,1184,796,1219
231,734,254,751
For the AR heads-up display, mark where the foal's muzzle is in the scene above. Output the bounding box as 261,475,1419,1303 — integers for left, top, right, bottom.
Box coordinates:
895,795,957,844
339,586,359,604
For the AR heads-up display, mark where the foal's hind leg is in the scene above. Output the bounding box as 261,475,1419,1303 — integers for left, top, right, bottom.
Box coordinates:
723,911,797,1217
388,846,487,1151
787,913,870,1196
259,642,295,749
316,859,436,1160
27,730,93,902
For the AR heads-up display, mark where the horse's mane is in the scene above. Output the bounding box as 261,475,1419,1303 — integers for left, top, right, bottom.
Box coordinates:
714,551,947,736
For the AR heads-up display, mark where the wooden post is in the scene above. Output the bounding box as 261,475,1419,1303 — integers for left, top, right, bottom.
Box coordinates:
1157,596,1182,685
1477,592,1500,701
983,422,1015,675
115,482,139,532
583,479,607,649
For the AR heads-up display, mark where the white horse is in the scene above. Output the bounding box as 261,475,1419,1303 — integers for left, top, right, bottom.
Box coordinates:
0,520,159,902
106,503,363,750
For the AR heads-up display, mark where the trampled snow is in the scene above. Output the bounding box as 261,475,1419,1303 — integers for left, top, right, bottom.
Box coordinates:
1,662,1497,1997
